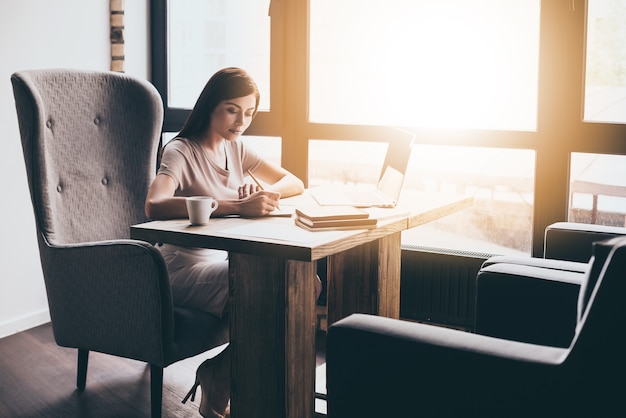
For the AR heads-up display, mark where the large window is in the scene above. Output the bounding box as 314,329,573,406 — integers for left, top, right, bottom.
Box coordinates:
570,0,626,227
166,0,270,110
569,153,626,225
308,0,540,254
308,141,535,254
152,0,274,131
584,0,626,124
152,0,626,257
310,0,540,131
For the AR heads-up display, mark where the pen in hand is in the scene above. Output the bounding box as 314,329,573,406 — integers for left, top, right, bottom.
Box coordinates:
247,169,280,211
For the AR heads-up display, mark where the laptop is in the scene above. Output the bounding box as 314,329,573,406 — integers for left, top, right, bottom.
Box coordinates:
309,129,414,208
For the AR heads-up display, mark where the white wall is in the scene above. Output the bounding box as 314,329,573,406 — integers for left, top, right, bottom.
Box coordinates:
0,0,150,339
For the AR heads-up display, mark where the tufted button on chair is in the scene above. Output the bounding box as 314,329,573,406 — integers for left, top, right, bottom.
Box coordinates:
11,69,229,418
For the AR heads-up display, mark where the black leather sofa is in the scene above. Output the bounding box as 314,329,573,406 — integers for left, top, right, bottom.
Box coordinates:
326,222,626,417
476,221,626,347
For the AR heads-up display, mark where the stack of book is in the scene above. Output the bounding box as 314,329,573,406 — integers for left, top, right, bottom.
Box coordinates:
294,205,377,231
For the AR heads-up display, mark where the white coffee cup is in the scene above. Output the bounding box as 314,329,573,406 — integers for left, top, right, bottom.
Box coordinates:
186,196,219,226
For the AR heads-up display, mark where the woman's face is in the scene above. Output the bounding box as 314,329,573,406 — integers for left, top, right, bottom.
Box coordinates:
210,94,257,141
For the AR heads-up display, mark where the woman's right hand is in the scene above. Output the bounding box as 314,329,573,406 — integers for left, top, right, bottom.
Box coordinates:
238,190,281,217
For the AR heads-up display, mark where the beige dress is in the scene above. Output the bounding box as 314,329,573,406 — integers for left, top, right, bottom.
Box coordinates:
156,137,263,317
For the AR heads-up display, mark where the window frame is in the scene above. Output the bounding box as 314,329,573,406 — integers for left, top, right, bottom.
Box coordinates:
150,0,283,134
150,0,626,257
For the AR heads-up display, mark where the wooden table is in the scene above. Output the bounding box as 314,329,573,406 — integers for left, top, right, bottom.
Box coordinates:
130,192,472,418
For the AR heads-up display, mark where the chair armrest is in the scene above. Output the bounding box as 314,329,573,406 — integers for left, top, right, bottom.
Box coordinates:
326,313,567,418
544,222,626,262
481,254,588,273
475,262,583,347
41,238,174,365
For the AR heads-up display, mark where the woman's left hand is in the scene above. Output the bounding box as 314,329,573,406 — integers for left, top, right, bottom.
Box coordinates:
238,183,261,199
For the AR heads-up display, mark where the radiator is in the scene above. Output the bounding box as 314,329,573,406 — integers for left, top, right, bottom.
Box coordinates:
400,247,491,331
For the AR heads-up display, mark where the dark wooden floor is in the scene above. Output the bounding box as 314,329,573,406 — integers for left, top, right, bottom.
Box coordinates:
0,323,327,418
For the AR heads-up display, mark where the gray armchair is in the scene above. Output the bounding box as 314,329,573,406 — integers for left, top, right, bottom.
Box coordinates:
326,236,626,417
11,69,228,418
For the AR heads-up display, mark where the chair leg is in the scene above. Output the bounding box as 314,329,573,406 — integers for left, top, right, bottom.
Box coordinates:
150,364,163,418
76,349,89,391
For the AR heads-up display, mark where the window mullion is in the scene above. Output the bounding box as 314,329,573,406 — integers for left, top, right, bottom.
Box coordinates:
280,0,310,184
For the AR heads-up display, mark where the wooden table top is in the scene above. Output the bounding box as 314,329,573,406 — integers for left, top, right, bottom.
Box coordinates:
130,191,473,262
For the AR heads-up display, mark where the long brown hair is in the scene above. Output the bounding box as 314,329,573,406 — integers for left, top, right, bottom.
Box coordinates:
178,67,260,139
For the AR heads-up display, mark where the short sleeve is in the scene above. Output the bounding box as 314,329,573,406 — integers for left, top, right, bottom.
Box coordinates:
238,140,263,173
157,139,189,189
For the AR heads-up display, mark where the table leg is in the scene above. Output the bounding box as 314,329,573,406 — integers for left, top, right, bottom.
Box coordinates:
228,253,317,418
326,231,402,326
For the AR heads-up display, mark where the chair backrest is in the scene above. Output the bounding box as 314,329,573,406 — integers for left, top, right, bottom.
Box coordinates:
11,69,163,245
567,236,626,388
576,237,617,324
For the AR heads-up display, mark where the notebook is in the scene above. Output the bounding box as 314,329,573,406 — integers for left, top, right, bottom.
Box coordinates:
309,129,414,208
294,217,377,231
295,205,370,221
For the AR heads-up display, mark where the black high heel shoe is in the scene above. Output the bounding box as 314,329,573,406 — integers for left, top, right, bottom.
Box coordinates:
182,344,230,418
181,375,201,404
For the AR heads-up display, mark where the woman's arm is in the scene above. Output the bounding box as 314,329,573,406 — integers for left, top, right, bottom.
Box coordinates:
145,174,187,220
250,160,305,198
145,173,281,219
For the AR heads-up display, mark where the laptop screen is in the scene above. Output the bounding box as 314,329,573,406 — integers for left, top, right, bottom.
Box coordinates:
377,165,405,203
308,128,415,207
376,129,415,201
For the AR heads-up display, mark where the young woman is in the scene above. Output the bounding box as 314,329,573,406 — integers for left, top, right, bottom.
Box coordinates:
145,67,308,418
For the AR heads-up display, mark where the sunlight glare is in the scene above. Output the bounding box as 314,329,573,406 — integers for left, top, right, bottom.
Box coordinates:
309,0,540,130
